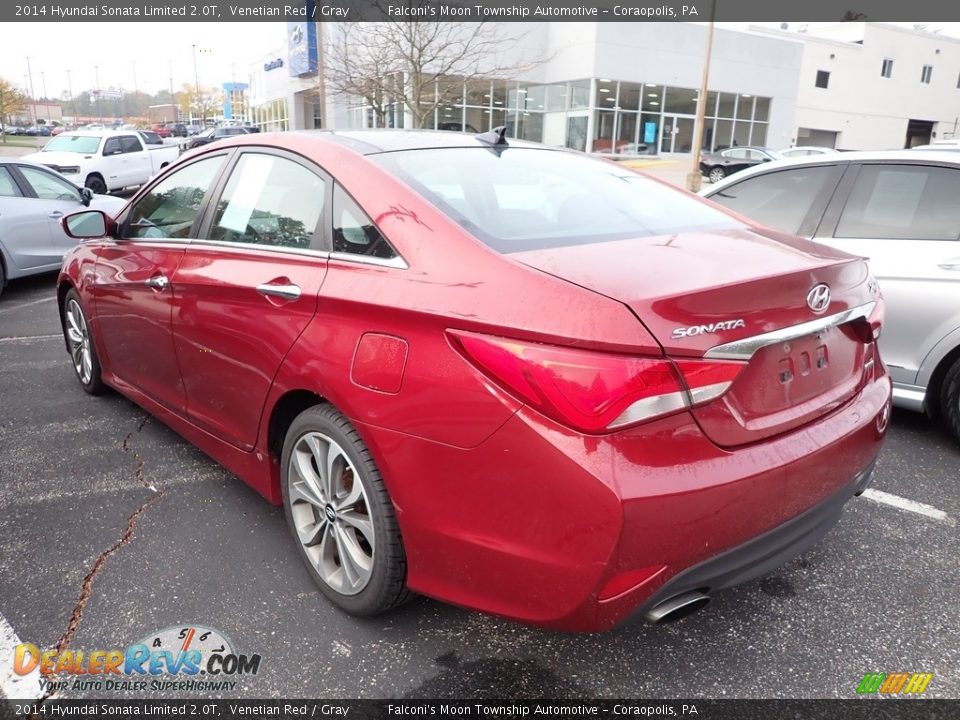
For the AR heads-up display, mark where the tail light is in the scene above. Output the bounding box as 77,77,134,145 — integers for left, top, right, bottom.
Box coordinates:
448,330,744,433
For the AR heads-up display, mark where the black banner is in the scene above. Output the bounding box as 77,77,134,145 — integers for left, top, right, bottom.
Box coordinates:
6,0,960,23
2,700,959,720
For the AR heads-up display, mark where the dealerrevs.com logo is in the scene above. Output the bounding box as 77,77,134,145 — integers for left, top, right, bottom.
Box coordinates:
856,672,934,695
14,625,261,693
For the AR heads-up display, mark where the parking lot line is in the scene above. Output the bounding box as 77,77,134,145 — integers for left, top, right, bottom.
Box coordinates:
861,488,955,526
0,297,55,314
0,334,61,344
0,611,42,700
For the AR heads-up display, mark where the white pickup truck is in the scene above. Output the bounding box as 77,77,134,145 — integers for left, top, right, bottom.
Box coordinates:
23,130,180,194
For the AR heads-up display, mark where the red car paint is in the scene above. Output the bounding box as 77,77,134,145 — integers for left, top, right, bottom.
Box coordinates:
58,131,890,631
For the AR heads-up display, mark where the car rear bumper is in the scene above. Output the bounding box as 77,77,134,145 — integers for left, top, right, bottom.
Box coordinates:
355,371,891,632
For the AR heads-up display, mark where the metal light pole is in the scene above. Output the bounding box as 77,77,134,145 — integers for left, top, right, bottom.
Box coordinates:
25,57,37,127
66,69,76,124
94,65,102,121
686,0,717,193
192,44,202,124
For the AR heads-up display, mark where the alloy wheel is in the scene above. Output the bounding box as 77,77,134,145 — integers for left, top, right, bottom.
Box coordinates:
287,432,375,596
65,299,93,385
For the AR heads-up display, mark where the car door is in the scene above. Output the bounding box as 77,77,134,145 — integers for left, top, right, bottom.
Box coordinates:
120,134,152,185
813,161,960,388
170,149,330,450
92,152,229,412
0,165,61,274
12,164,90,270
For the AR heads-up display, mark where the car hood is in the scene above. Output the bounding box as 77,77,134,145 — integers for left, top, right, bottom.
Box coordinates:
23,151,96,166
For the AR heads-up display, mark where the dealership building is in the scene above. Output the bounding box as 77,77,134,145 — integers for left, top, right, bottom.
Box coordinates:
246,21,960,154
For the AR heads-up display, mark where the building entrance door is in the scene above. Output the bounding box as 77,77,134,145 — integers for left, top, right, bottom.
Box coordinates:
660,115,695,154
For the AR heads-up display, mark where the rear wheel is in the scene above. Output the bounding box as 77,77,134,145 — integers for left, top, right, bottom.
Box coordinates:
63,290,105,394
708,166,726,183
0,261,5,298
280,404,408,616
940,357,960,444
84,175,107,195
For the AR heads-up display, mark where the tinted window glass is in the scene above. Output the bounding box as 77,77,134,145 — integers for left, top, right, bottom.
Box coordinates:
332,184,397,259
709,166,838,235
19,166,80,201
0,167,23,197
126,156,225,239
374,148,740,252
836,164,960,241
120,136,141,153
208,153,324,249
103,138,122,155
724,148,749,159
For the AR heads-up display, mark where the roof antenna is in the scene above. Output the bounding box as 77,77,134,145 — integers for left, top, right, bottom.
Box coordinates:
476,125,509,147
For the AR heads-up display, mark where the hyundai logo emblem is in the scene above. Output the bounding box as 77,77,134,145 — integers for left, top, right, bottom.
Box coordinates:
806,284,831,314
324,504,337,523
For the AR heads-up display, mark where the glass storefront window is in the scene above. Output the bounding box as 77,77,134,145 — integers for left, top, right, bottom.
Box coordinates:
714,119,733,150
521,85,546,111
465,79,489,107
491,81,509,111
439,105,464,131
594,109,616,153
664,86,698,115
595,79,617,107
754,97,770,122
464,107,486,133
619,82,642,111
700,117,716,151
717,92,736,118
641,84,662,112
736,95,755,120
617,112,638,152
516,112,543,142
546,84,568,111
732,120,751,148
750,122,769,146
569,80,590,109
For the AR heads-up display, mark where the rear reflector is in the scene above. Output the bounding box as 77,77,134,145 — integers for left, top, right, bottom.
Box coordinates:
448,330,744,433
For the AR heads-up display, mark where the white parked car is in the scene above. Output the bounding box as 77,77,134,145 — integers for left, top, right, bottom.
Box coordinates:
779,146,839,158
23,130,180,194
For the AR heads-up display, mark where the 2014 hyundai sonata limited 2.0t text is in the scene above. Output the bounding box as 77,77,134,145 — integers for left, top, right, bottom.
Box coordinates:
57,129,892,631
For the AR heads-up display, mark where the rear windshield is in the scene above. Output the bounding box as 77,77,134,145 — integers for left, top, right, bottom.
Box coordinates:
373,147,741,252
42,135,102,154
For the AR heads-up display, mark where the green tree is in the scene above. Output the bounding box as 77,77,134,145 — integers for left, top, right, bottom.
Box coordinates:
0,77,28,143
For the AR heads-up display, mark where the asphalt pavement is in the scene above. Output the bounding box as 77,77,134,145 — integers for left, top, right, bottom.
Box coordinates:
1,265,958,701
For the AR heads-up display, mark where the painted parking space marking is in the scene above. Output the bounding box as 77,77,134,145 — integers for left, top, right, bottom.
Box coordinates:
861,488,955,526
0,334,61,343
0,611,42,700
0,297,55,314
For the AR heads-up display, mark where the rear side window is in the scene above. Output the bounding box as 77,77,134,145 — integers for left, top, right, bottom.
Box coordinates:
709,166,840,235
332,184,397,260
835,164,960,241
208,153,324,250
373,148,739,252
120,136,141,153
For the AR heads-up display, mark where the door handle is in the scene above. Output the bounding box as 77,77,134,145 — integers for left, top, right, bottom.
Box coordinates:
939,258,960,271
256,282,301,300
144,275,169,290
49,211,63,218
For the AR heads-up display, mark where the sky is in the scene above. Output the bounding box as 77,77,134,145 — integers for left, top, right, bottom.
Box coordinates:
2,23,286,99
2,21,960,100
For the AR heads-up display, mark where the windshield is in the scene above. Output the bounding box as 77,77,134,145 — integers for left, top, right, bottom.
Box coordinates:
43,135,102,154
373,147,741,252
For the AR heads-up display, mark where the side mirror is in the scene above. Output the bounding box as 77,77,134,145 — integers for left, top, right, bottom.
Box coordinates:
761,157,772,162
79,187,93,206
62,210,114,239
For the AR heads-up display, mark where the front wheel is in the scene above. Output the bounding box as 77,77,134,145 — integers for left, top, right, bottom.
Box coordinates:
940,357,960,444
84,175,107,195
708,166,726,183
280,404,408,616
63,289,105,394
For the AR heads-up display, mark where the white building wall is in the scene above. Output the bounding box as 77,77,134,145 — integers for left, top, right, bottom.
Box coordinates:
755,23,960,149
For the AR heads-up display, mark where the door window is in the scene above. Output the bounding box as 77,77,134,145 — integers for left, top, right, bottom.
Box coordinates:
723,148,749,159
125,155,226,239
208,153,324,249
835,164,960,241
708,165,839,235
19,166,81,201
103,137,122,155
332,184,398,260
0,167,23,197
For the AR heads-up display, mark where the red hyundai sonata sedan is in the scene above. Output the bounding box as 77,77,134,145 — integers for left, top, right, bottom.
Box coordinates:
57,129,891,631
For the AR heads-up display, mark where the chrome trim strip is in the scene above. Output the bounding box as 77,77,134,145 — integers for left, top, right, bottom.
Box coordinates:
186,239,330,259
688,381,734,405
329,251,409,270
608,390,688,429
704,302,876,361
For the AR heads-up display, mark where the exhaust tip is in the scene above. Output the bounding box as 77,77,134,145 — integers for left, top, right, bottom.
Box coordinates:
644,591,710,624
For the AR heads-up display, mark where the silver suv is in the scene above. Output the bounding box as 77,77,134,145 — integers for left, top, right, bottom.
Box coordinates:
702,150,960,443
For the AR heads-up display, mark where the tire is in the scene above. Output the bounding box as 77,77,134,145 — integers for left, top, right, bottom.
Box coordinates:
0,261,5,298
940,357,960,444
62,289,106,395
280,404,408,616
708,166,726,183
84,175,108,195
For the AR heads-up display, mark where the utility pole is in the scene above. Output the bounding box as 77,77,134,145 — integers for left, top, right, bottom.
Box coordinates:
687,0,716,193
25,57,37,128
66,69,75,124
